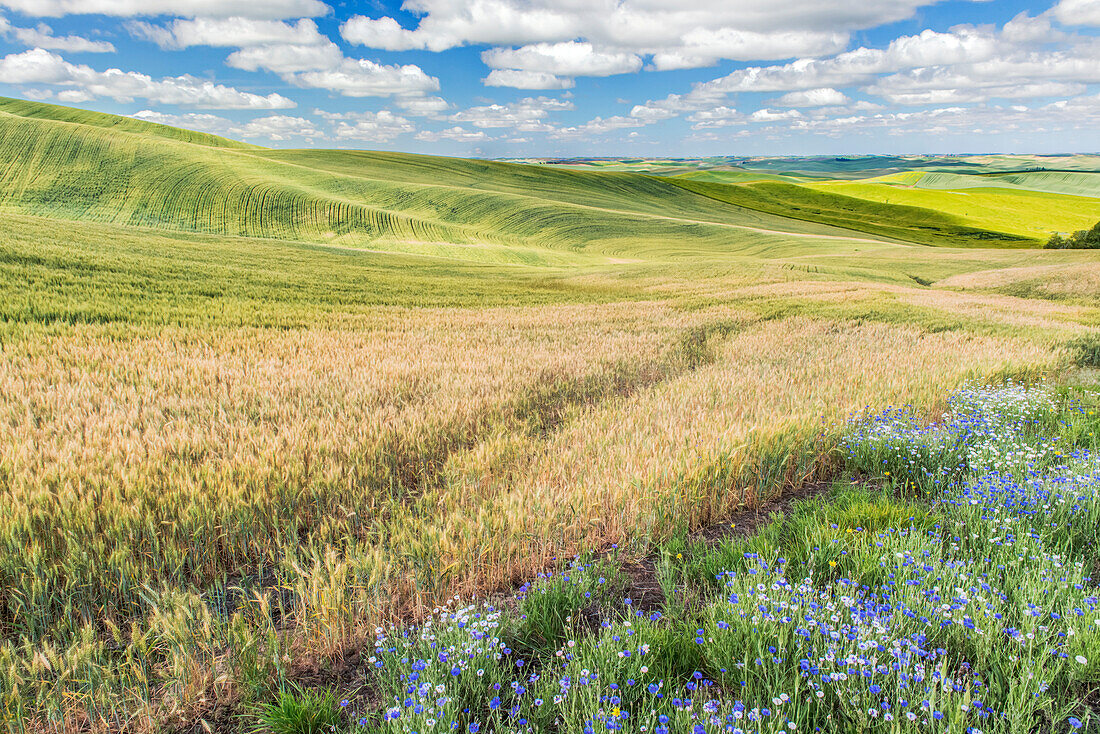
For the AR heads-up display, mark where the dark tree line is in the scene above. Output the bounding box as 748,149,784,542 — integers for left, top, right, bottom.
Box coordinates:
1046,221,1100,249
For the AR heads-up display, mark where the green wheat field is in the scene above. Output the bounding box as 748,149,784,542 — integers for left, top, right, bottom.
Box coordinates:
1,96,1099,732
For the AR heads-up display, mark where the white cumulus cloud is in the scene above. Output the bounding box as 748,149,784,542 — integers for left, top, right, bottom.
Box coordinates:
339,0,994,89
328,110,416,141
686,106,743,128
340,15,425,51
132,109,323,141
632,24,1034,124
450,96,572,130
131,109,234,133
128,17,327,50
129,16,443,100
483,69,573,90
750,108,804,121
415,126,488,142
0,17,114,52
227,42,343,74
649,28,847,70
551,115,646,138
0,48,295,108
0,0,329,19
235,114,322,140
772,88,850,107
482,42,642,80
1052,0,1100,26
394,95,451,117
288,58,439,97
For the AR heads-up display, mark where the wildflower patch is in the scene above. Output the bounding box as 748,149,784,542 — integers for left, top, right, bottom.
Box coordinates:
338,381,1100,733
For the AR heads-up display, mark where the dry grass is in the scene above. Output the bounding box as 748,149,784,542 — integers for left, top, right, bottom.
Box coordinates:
0,298,1064,730
0,301,719,727
410,318,1054,591
0,303,689,610
938,262,1100,300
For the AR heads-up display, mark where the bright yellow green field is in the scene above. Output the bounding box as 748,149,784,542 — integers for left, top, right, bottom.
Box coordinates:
810,177,1100,239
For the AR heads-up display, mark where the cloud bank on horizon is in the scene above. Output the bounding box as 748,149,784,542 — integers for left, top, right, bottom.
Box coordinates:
0,0,1098,155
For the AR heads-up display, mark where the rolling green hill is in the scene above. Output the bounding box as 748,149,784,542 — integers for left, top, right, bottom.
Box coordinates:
912,170,1100,198
671,169,806,184
0,96,1075,265
661,177,1039,247
0,96,256,150
3,96,903,267
527,156,1100,245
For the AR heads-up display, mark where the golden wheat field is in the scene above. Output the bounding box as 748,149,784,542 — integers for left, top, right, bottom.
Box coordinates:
0,99,1099,731
2,273,1091,730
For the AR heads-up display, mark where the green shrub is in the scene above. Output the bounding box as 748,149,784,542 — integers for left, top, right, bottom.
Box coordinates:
251,684,345,734
509,556,625,654
1046,221,1100,249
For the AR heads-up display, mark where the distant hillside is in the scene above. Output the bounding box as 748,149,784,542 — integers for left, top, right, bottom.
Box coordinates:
662,178,1038,248
0,97,1075,257
0,96,256,150
913,170,1100,198
0,97,902,265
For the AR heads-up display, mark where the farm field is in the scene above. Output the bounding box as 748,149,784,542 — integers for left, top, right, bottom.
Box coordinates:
532,155,1100,247
804,179,1100,241
1,98,1100,732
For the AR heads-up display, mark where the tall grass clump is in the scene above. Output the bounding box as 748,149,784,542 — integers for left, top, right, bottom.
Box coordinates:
252,685,346,734
511,556,627,653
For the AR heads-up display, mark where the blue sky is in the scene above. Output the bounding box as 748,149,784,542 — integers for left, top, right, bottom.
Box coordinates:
1,0,1098,156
